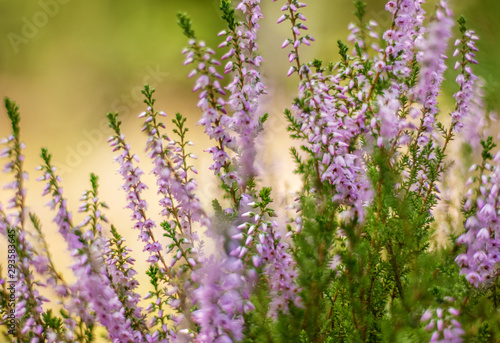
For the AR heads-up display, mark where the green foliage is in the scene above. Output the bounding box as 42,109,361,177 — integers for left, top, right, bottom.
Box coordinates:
243,280,274,343
106,112,121,135
480,136,496,161
141,84,156,109
457,15,467,34
353,1,366,23
337,40,349,63
4,98,20,138
312,59,323,73
220,0,236,31
177,12,196,39
42,310,64,334
147,265,160,290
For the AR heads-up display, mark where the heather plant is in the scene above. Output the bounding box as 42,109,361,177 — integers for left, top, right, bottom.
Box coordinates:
1,0,500,342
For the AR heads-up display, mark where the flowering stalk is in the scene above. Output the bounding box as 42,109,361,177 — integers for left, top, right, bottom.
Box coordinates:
219,0,266,192
455,137,500,286
39,151,142,342
141,85,207,239
347,1,381,57
105,225,147,333
451,17,479,132
414,1,454,120
416,16,480,215
177,13,237,203
236,188,301,318
1,98,46,342
107,113,161,263
278,0,371,220
108,111,194,339
421,297,464,343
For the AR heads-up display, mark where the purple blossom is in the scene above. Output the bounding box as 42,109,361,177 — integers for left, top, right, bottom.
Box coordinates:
222,0,266,189
292,64,372,219
104,230,147,336
141,105,208,240
183,38,234,180
108,133,164,266
192,257,255,343
461,79,491,152
451,29,480,132
382,0,425,78
38,153,144,340
347,20,381,56
70,237,143,342
258,221,301,318
109,113,194,338
421,301,464,342
414,1,454,121
456,153,500,286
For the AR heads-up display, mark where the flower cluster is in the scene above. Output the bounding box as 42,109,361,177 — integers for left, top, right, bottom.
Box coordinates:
278,0,372,220
456,138,500,286
451,19,480,132
414,1,454,121
421,300,464,343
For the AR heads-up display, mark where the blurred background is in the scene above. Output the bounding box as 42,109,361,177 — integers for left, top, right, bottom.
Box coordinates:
0,0,499,327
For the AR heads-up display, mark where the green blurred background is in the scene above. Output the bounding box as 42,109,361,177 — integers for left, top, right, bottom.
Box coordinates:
0,0,499,315
0,0,498,171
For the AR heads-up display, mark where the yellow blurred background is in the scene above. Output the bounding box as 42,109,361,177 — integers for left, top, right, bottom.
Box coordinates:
0,0,499,338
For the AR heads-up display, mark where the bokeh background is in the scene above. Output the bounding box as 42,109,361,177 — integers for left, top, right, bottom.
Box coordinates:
0,0,499,336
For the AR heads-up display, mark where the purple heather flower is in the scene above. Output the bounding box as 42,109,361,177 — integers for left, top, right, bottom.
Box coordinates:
224,1,265,187
382,0,425,78
275,0,314,74
108,135,165,267
142,109,208,240
58,185,130,338
109,116,196,338
192,257,254,343
461,79,491,152
275,0,374,220
451,30,480,132
414,1,453,126
183,38,234,180
104,234,146,334
456,152,500,285
293,65,372,220
347,20,381,56
421,304,464,343
259,220,301,318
